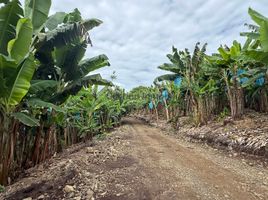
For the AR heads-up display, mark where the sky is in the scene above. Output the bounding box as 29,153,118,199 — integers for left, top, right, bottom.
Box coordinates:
35,0,268,90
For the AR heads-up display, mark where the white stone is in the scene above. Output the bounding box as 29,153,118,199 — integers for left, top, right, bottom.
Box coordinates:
22,198,32,200
86,189,94,199
64,185,75,193
37,195,45,199
86,147,94,153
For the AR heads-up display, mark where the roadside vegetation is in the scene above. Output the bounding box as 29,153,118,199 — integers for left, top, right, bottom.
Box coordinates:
0,0,128,185
128,8,268,124
0,0,267,193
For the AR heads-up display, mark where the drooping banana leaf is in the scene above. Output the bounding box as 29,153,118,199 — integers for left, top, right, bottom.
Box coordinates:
24,0,51,33
78,54,110,78
29,79,57,93
36,19,103,52
27,98,64,112
240,32,260,40
0,0,23,55
49,74,112,105
218,47,230,61
167,51,184,69
154,74,178,84
55,41,87,81
6,54,37,106
158,63,181,74
11,112,40,126
63,8,81,23
191,42,201,67
35,22,87,52
7,18,33,63
248,7,268,26
245,50,268,65
82,18,103,31
0,54,15,99
259,20,268,52
46,12,67,30
242,38,253,51
0,0,10,4
82,74,113,86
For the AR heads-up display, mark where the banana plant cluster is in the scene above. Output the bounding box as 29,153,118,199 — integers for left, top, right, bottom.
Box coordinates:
0,0,111,185
124,86,161,122
63,86,126,144
142,8,268,126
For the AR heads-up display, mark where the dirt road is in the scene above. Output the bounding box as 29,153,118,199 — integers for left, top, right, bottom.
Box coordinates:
2,118,268,200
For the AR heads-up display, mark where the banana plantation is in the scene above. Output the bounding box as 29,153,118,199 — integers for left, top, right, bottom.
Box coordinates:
127,9,268,126
0,0,268,199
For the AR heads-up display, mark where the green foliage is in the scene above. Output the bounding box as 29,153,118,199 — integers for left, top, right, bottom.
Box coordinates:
0,0,23,55
24,0,51,33
0,54,37,108
0,184,4,193
7,18,33,63
27,98,64,112
63,8,82,23
46,12,67,30
29,80,58,94
11,112,40,126
248,7,268,26
0,1,268,186
63,86,126,139
260,20,268,52
217,107,230,122
150,8,268,124
0,1,112,185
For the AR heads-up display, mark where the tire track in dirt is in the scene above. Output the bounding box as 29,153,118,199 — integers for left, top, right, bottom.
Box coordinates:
124,118,268,200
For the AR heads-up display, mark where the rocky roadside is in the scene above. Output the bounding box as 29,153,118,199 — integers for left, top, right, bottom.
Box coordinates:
0,126,133,200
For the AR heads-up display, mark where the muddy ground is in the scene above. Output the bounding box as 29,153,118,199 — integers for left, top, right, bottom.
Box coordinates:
1,117,268,200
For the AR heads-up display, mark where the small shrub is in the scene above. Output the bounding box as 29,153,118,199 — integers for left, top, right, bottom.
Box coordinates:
0,185,5,193
217,107,230,121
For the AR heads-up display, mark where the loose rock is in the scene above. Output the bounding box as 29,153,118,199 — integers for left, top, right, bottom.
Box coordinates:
37,195,45,199
22,198,32,200
64,185,75,193
86,189,94,199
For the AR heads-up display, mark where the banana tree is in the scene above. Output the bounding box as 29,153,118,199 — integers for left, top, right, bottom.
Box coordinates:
241,8,268,112
207,41,249,119
0,0,110,184
156,43,213,125
24,9,111,168
154,46,187,121
64,85,125,142
0,1,40,184
165,80,185,120
30,7,110,105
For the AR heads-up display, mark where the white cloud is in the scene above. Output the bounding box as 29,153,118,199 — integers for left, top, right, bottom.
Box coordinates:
29,0,268,90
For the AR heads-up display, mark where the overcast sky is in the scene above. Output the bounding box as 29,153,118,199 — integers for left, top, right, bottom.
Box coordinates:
49,1,268,90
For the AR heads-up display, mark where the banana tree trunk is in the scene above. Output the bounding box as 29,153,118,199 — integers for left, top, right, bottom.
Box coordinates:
259,88,268,112
6,120,18,182
42,126,52,162
225,74,244,119
152,100,159,124
0,113,10,185
163,98,169,122
197,97,208,126
258,74,268,112
32,125,43,164
229,87,244,119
